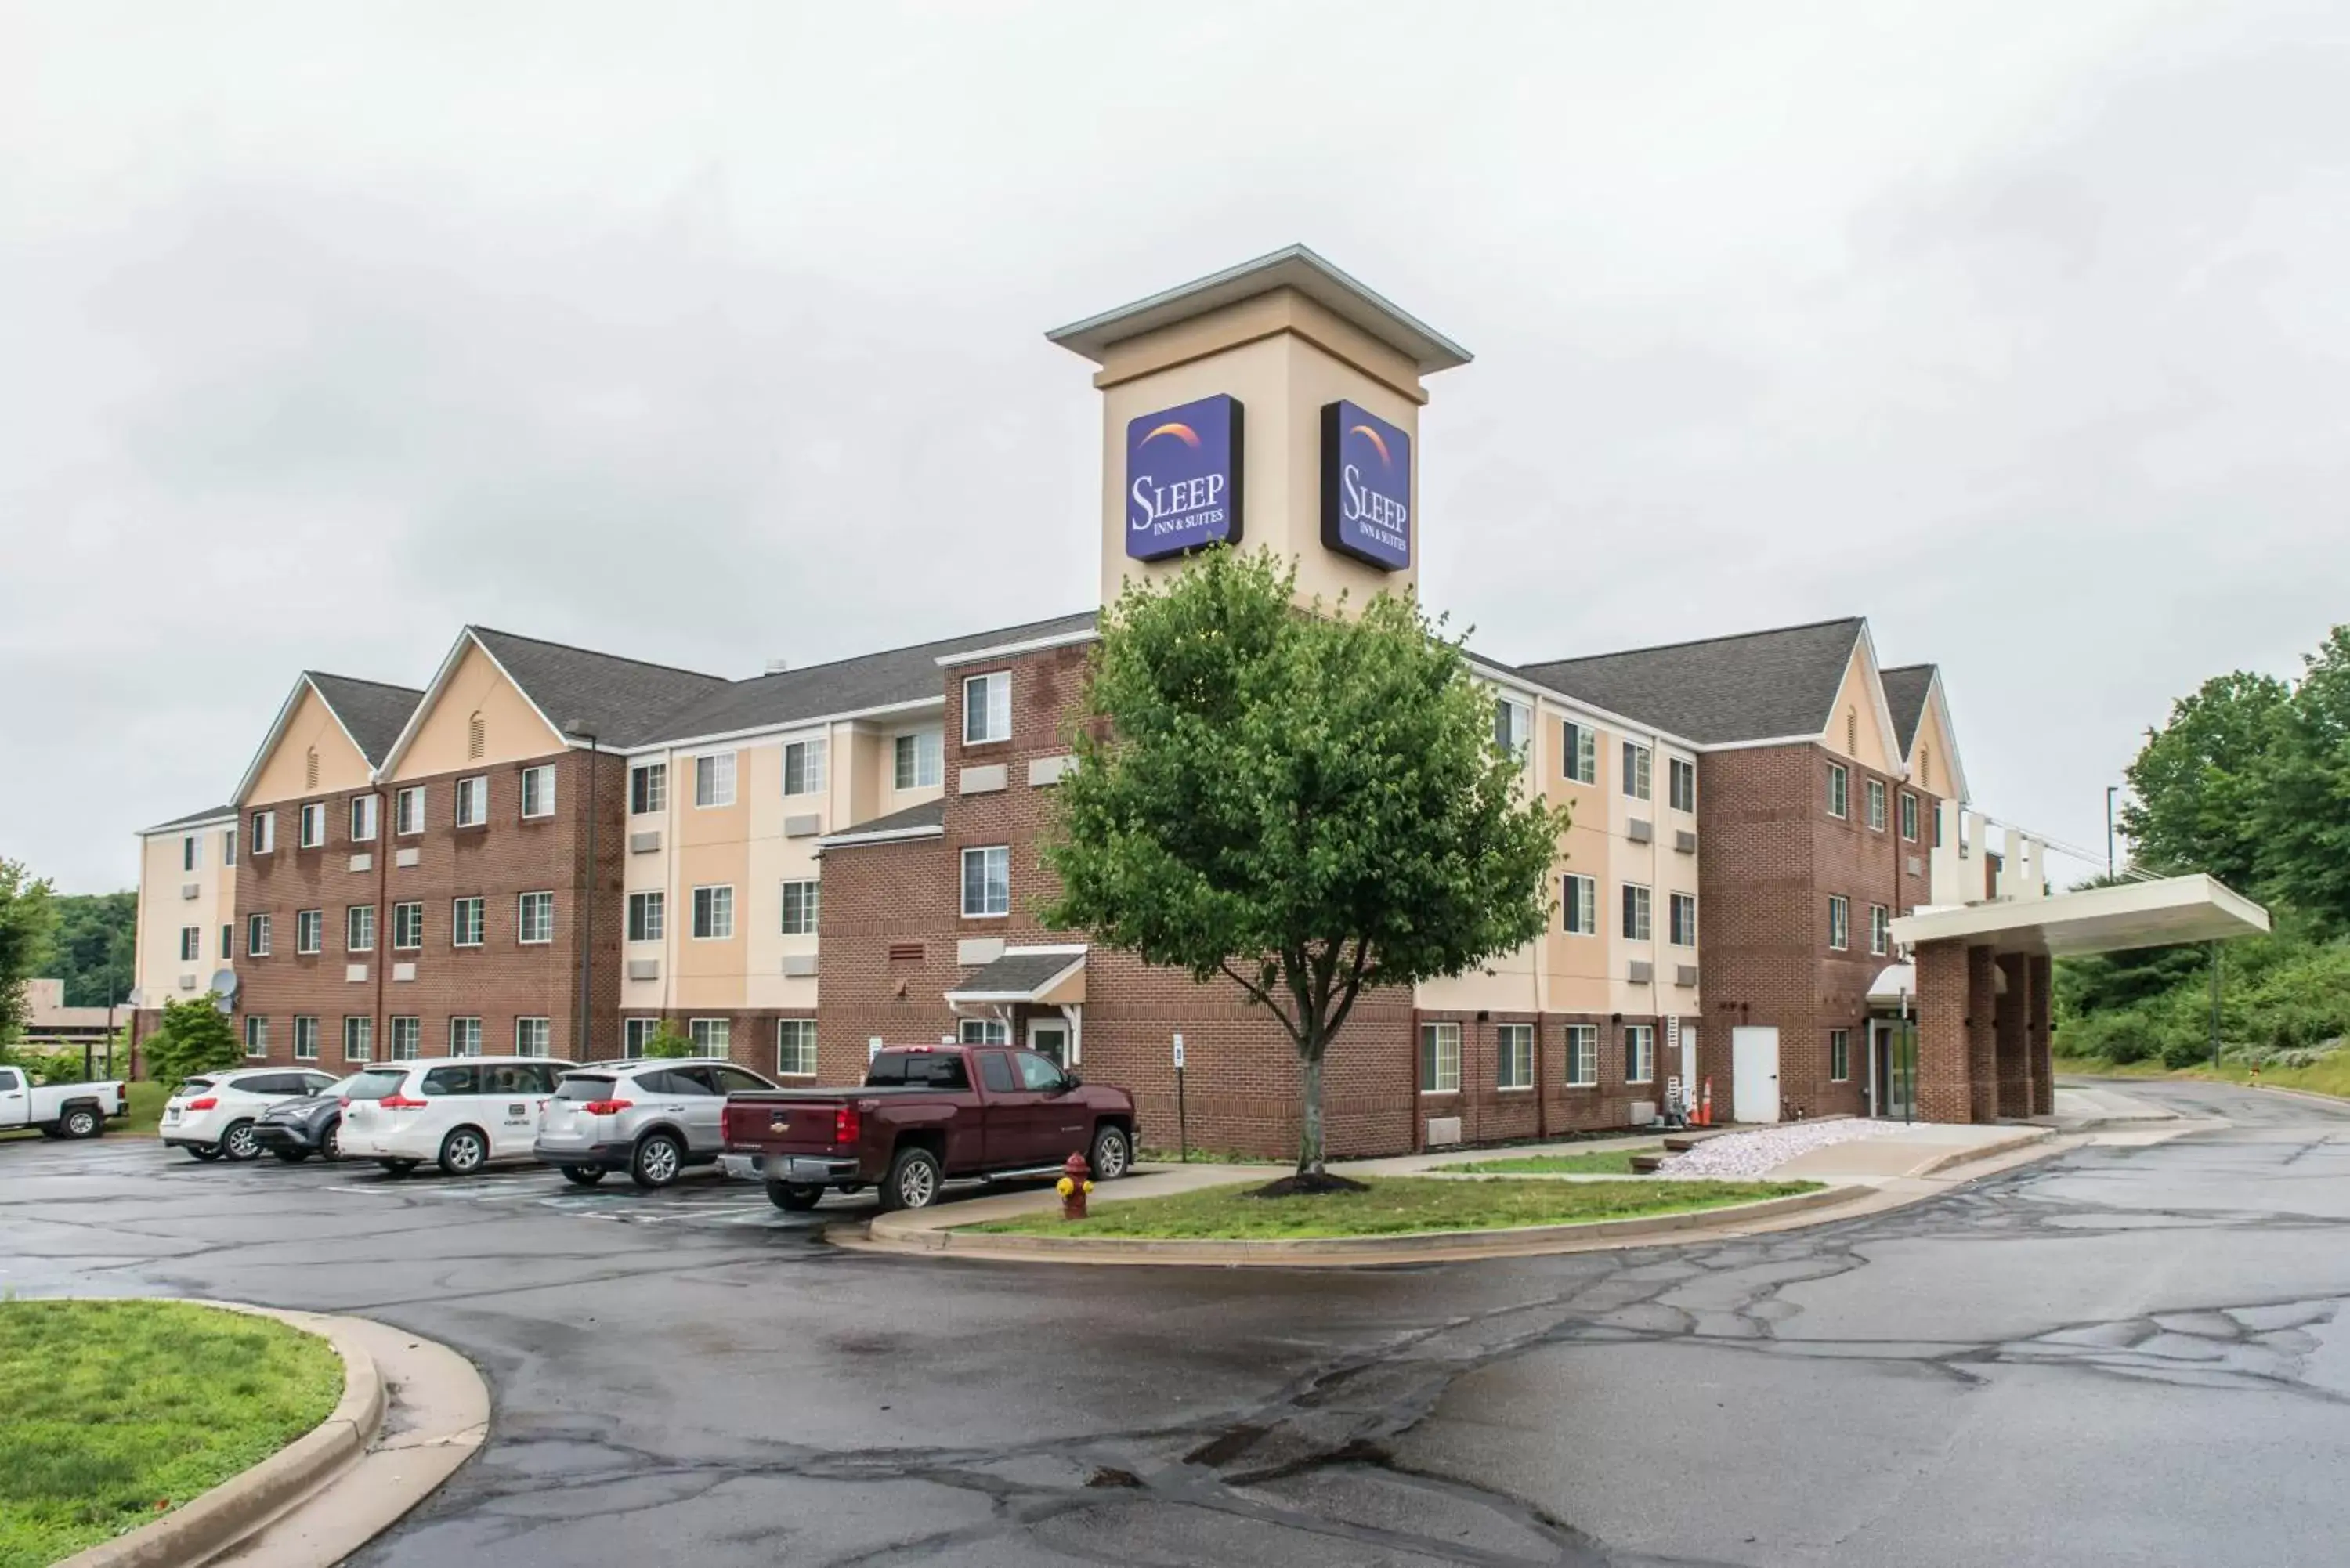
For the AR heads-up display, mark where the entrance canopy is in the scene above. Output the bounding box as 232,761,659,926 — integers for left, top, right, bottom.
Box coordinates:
943,946,1087,1010
1889,873,2269,959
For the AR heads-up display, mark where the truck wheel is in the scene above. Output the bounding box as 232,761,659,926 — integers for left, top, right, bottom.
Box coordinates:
220,1121,262,1162
768,1181,823,1212
61,1107,101,1140
1089,1125,1132,1180
559,1165,607,1187
630,1132,684,1190
880,1147,942,1212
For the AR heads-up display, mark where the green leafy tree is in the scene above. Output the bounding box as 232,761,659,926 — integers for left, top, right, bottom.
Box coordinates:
2117,669,2288,891
0,858,58,1046
50,891,136,1008
143,996,244,1084
1042,549,1569,1179
642,1025,696,1059
2258,626,2350,934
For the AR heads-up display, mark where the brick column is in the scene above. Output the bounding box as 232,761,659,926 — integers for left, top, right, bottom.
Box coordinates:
1965,945,1998,1122
2028,952,2055,1116
1995,952,2030,1118
1914,941,1973,1123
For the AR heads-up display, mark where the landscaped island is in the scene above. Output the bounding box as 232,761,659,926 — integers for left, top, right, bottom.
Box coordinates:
1431,1147,1662,1176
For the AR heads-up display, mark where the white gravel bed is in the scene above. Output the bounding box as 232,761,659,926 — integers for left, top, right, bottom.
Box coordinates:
1658,1118,1906,1178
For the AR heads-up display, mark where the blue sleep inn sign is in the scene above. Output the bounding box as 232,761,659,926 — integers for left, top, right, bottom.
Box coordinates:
1125,394,1245,561
1319,399,1412,571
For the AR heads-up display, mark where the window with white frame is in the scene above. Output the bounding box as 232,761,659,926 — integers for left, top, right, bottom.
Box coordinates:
221,924,233,960
1562,873,1597,936
1870,902,1890,956
776,1019,818,1077
389,1016,421,1060
295,909,323,955
393,786,424,836
448,1017,483,1056
1900,791,1919,842
349,794,379,842
1497,1023,1534,1089
392,901,422,950
960,1017,1010,1046
963,671,1010,744
1668,757,1697,814
1564,1024,1598,1086
1625,1024,1655,1084
1622,742,1653,801
345,905,374,952
1828,894,1850,951
1829,1028,1851,1082
623,1018,660,1058
292,1015,319,1061
692,885,735,940
694,752,736,807
1419,1021,1461,1093
780,880,820,935
248,913,272,957
521,764,556,818
455,775,488,827
893,730,942,790
451,897,485,948
1622,883,1652,941
182,835,198,872
1933,801,1945,847
1493,697,1531,758
343,1015,372,1062
961,846,1010,917
627,891,664,943
223,826,237,865
1866,778,1887,832
298,802,325,847
179,927,200,962
1669,892,1697,948
517,891,554,945
689,1018,730,1053
1561,721,1597,786
251,810,276,855
515,1017,552,1057
244,1017,268,1058
1827,762,1849,819
630,762,667,815
783,738,827,797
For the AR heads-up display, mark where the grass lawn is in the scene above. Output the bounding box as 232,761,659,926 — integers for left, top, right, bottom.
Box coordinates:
2057,1054,2350,1100
1135,1147,1287,1167
1430,1147,1661,1176
0,1300,343,1567
966,1175,1820,1241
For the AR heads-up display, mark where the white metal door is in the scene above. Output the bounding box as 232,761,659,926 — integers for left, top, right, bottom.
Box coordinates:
1679,1026,1698,1101
1731,1027,1781,1124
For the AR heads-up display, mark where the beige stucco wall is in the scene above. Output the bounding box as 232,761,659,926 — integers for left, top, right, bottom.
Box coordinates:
1822,643,1896,773
389,641,564,782
133,820,237,1007
1910,689,1960,801
244,685,373,807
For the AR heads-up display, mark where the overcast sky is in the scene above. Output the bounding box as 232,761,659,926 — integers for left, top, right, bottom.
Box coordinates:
6,1,2346,893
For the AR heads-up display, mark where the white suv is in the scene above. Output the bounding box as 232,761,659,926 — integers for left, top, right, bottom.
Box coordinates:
338,1056,578,1177
163,1068,342,1162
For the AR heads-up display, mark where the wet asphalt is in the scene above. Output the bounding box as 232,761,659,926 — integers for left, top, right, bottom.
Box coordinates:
2,1079,2347,1566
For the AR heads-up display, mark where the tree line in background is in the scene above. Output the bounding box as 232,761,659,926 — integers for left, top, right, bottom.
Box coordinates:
1,860,156,1083
2059,624,2350,1068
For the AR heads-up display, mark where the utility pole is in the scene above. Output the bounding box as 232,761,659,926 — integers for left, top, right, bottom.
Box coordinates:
2208,940,2222,1070
569,724,599,1062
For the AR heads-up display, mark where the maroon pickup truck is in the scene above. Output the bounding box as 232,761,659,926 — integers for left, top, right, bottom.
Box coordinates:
721,1044,1137,1212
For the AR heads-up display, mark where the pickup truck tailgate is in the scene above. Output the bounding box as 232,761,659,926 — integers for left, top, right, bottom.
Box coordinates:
721,1093,855,1155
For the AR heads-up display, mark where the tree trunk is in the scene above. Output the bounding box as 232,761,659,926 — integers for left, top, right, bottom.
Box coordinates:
1296,1050,1325,1176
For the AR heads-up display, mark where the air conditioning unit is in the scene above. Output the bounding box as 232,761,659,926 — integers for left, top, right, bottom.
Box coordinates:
396,847,421,868
1675,829,1699,854
1627,959,1654,984
1676,964,1700,988
630,830,662,854
779,954,817,977
181,883,200,900
626,958,659,981
349,853,372,873
1629,1099,1658,1126
1424,1116,1463,1147
783,814,822,838
392,963,417,983
1627,818,1654,844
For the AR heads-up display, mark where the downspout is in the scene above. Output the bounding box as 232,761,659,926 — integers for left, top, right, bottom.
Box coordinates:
372,790,389,1060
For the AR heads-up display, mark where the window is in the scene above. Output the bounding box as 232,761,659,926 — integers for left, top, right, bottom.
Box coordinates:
295,909,323,955
1866,778,1887,832
1827,763,1849,819
395,786,425,836
1493,698,1531,758
1900,791,1919,842
291,1016,320,1060
627,891,664,943
516,891,554,945
1564,1024,1598,1086
298,802,325,848
689,1018,730,1053
455,775,488,827
894,731,942,790
1828,894,1849,951
183,835,198,872
1419,1021,1461,1093
780,880,820,936
630,762,667,815
221,923,234,960
451,897,485,948
1561,721,1597,786
623,1018,660,1058
448,1017,483,1056
1622,742,1652,802
392,902,423,950
343,1016,372,1062
1562,873,1597,936
248,913,272,957
1870,903,1890,957
1668,757,1697,814
223,826,237,865
783,738,827,797
251,811,276,855
959,1017,1010,1046
1625,1024,1655,1084
961,846,1010,918
515,1017,552,1057
1829,1028,1851,1082
776,1020,817,1077
1933,802,1945,847
345,905,375,952
349,794,378,842
1497,1023,1534,1089
1622,883,1652,941
692,885,735,940
1669,892,1697,948
979,1053,1017,1093
179,927,201,962
244,1017,268,1058
694,753,736,808
521,764,556,818
963,671,1010,745
381,1017,418,1060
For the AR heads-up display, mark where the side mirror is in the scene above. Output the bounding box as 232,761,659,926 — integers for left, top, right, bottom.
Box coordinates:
1061,1071,1082,1090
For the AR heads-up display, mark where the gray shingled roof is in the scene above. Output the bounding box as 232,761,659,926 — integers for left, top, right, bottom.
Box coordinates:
470,627,732,750
1879,664,1936,754
307,673,424,766
644,611,1097,746
1517,616,1865,745
819,797,945,844
145,803,236,833
947,948,1086,997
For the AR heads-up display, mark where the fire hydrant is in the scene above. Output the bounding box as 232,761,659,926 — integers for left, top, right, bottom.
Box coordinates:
1057,1151,1094,1221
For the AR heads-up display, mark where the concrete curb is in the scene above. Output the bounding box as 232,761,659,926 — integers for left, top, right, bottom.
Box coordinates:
1911,1128,2054,1176
55,1303,383,1568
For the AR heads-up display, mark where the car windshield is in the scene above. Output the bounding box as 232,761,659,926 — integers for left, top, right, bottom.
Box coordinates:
341,1069,410,1101
556,1075,616,1100
172,1078,214,1098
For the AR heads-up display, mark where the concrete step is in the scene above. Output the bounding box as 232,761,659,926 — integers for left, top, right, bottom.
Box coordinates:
1630,1152,1670,1174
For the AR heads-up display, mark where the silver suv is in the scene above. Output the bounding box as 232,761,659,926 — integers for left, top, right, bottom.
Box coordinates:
534,1058,779,1189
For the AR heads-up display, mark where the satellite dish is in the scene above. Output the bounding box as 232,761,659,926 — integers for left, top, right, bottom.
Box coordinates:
209,968,238,1015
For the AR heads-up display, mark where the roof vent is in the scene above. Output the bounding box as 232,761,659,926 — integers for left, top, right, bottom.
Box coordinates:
765,659,790,675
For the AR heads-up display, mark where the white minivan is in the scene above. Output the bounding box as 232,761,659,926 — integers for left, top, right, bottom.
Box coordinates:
338,1055,577,1176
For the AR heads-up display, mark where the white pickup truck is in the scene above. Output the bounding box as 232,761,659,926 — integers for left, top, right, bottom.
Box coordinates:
0,1064,128,1140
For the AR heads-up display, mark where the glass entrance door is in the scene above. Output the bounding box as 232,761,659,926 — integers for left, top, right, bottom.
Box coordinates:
1875,1020,1918,1120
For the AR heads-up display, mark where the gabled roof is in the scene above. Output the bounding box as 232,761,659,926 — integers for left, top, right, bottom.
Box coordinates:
945,948,1086,1004
1517,616,1867,746
230,670,424,805
815,797,945,847
1879,664,1936,753
642,612,1097,748
143,803,236,835
469,627,728,750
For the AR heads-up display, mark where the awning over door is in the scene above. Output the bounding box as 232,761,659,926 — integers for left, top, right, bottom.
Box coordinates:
943,946,1087,1009
1888,873,2269,958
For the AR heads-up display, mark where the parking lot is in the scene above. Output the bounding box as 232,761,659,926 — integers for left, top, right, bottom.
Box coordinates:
7,1082,2350,1567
